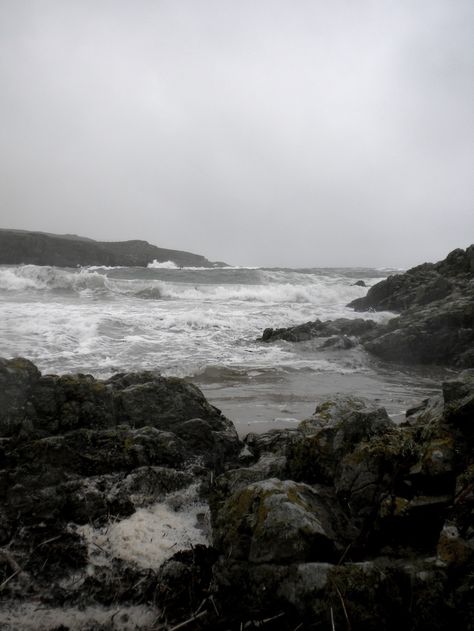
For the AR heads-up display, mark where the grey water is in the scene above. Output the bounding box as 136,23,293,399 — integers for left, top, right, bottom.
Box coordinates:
0,263,452,435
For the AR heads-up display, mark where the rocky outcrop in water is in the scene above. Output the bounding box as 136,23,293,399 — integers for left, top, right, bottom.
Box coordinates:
1,358,473,629
260,317,377,347
0,229,222,267
352,245,474,367
348,246,474,312
260,246,474,367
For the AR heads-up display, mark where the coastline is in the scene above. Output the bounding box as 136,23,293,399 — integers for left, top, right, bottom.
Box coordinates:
0,357,473,630
0,245,473,629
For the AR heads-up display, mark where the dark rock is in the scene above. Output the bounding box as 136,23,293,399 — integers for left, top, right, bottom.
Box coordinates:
344,246,474,368
286,394,394,484
352,280,367,287
320,334,355,349
154,545,219,626
362,296,474,367
1,357,474,630
260,245,474,368
348,246,473,313
258,317,377,344
0,357,40,437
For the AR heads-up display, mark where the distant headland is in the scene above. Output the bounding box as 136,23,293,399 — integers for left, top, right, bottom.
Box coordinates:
0,228,226,268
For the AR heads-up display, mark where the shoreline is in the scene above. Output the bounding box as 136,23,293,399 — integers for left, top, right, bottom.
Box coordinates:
0,357,473,630
0,244,473,629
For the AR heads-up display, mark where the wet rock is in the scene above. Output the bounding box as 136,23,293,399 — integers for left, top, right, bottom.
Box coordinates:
244,428,301,460
154,545,219,627
108,466,194,508
320,334,355,349
259,317,376,343
211,558,293,621
348,246,473,312
0,358,243,625
1,357,474,629
111,374,229,433
362,296,474,367
0,357,40,437
352,280,366,287
347,245,474,368
443,372,474,436
260,245,474,368
286,394,394,484
437,522,474,567
0,358,240,453
212,478,344,564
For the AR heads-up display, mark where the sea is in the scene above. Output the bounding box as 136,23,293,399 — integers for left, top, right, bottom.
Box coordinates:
0,261,452,436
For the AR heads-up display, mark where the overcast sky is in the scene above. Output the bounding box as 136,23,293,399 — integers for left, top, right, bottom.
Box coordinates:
0,1,473,267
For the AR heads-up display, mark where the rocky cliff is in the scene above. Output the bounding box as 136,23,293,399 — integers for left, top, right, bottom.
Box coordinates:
0,229,220,267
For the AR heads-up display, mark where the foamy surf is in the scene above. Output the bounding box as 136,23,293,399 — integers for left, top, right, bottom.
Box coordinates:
0,604,157,631
147,259,180,269
0,262,445,432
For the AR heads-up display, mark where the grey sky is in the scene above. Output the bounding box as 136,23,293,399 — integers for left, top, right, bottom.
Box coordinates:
0,0,473,267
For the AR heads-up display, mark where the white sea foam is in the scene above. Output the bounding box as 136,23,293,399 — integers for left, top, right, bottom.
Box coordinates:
0,263,397,393
147,259,180,269
1,262,443,434
0,265,110,293
154,280,366,304
0,264,377,306
0,604,156,630
78,486,209,569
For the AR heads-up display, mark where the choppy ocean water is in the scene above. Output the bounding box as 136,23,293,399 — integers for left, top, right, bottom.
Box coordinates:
0,262,451,434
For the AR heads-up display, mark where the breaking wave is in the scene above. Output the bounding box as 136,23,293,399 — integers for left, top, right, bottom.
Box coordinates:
0,265,111,294
0,264,373,306
147,259,179,269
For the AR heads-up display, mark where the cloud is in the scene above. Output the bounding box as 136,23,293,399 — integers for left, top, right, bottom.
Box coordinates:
0,0,472,266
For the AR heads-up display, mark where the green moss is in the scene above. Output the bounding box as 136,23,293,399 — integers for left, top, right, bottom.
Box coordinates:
123,435,134,451
91,382,106,394
9,357,33,371
315,400,334,421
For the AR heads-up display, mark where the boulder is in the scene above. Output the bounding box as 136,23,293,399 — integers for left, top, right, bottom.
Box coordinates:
286,394,394,484
212,479,344,564
259,317,377,344
362,296,474,367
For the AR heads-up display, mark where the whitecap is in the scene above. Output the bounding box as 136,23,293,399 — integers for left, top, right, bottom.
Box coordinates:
147,259,179,269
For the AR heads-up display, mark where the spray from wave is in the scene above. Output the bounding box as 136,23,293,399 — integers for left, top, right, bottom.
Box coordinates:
0,264,379,306
147,259,179,269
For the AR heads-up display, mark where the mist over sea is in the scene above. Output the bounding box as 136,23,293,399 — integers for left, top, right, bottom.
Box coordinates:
0,262,450,434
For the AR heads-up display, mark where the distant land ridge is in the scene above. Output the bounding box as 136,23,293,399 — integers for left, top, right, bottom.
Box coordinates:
0,228,225,267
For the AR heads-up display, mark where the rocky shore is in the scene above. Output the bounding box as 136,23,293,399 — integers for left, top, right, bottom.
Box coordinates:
1,245,473,629
1,356,473,630
260,245,474,368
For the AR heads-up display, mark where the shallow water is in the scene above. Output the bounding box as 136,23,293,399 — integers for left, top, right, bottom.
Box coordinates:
0,263,452,435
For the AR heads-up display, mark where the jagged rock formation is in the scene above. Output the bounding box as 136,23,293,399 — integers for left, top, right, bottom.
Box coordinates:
348,246,474,312
260,246,474,367
0,358,240,630
0,228,222,267
0,358,473,629
206,374,474,629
